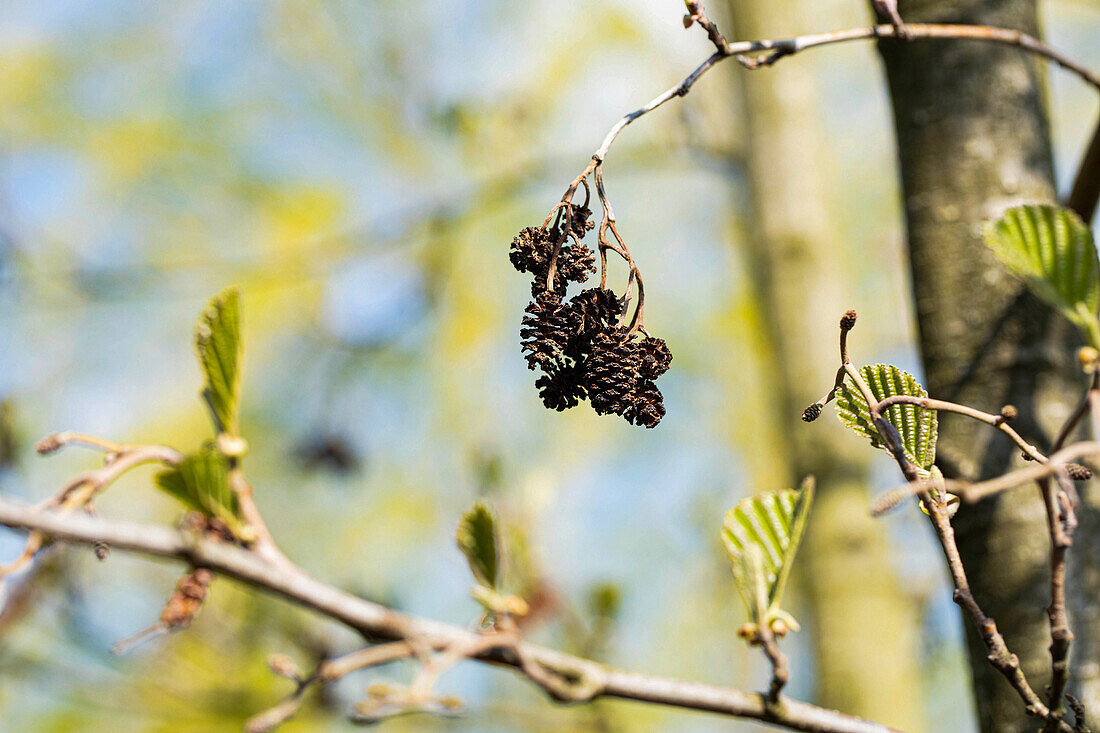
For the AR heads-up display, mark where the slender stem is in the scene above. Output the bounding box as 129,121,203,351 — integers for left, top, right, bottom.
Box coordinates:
227,462,296,574
837,314,1058,726
874,395,1046,462
953,442,1100,504
0,496,901,733
1041,473,1075,732
591,24,1099,165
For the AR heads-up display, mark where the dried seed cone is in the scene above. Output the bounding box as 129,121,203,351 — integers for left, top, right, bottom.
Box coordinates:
553,204,595,240
520,292,572,371
567,288,623,348
625,379,666,428
569,204,595,237
585,328,641,416
557,241,596,284
535,362,587,411
509,227,552,274
802,403,822,422
638,336,672,380
840,310,857,331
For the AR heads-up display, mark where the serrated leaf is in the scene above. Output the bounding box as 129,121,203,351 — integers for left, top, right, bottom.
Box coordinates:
456,503,499,589
984,204,1100,348
835,364,938,473
722,478,814,623
196,288,242,435
155,444,246,536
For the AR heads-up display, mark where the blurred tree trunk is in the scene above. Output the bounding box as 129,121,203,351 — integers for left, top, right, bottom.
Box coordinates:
878,0,1100,730
722,2,924,729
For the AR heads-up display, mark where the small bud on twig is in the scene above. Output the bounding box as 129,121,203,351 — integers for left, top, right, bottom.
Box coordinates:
999,405,1018,422
35,434,65,455
839,310,857,332
801,403,822,422
1078,346,1099,373
267,654,304,681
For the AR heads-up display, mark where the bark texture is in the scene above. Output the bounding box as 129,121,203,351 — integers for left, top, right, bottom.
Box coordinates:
877,0,1100,729
723,2,924,728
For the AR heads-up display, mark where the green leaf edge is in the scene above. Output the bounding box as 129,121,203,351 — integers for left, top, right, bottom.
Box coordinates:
721,478,814,623
457,502,500,589
196,288,242,435
834,363,938,473
983,204,1100,349
154,445,247,537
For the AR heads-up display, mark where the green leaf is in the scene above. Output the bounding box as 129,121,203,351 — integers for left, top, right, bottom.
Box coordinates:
721,478,814,624
196,288,242,435
155,444,247,537
984,204,1100,348
456,503,500,589
835,363,938,474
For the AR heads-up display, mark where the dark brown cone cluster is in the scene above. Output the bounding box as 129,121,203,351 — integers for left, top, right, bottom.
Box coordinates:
510,206,672,427
508,204,596,296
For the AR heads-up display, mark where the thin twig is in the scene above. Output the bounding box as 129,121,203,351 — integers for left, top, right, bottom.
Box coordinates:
874,395,1045,462
0,496,901,733
838,316,1060,727
591,23,1098,165
226,462,295,574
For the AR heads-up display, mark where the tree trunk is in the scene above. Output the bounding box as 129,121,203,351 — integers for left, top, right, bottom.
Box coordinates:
877,0,1100,730
723,2,924,728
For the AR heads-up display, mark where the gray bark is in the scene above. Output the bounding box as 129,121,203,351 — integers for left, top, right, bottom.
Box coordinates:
877,0,1100,730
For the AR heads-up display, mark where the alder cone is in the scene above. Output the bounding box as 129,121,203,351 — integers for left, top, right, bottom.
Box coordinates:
625,379,666,428
585,328,641,416
509,226,552,275
520,292,572,371
638,336,672,380
558,241,596,284
552,203,595,240
535,362,587,411
566,288,623,360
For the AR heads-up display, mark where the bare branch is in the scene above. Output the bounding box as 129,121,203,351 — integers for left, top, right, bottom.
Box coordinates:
592,23,1099,165
0,496,901,733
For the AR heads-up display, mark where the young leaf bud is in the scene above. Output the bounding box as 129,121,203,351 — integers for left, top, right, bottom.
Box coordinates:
839,310,857,332
266,654,303,681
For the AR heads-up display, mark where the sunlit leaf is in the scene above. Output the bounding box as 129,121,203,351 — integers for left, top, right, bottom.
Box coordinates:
722,478,814,624
155,444,246,537
984,204,1100,348
456,503,499,589
835,364,937,474
196,288,242,435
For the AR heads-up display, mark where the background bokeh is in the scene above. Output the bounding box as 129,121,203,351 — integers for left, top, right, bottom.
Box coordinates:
1,1,1098,731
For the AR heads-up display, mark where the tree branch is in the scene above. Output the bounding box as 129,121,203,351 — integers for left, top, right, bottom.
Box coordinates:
0,496,901,733
592,23,1099,164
